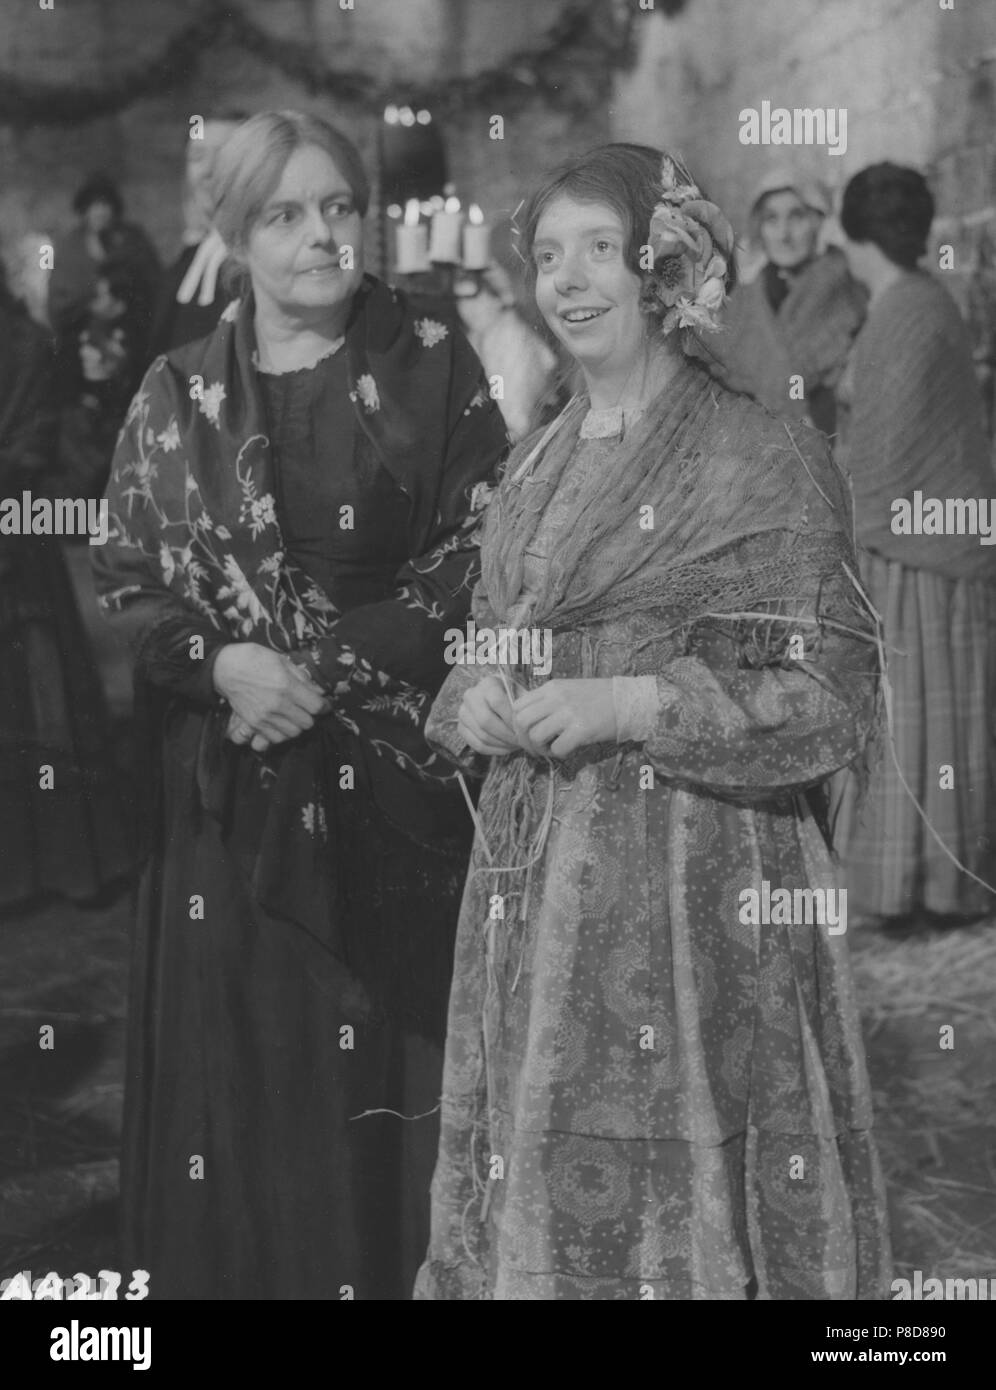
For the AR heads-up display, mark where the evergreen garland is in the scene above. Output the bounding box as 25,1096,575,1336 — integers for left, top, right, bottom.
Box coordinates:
0,0,687,128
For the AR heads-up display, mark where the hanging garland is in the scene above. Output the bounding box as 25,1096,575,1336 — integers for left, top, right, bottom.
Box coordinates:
0,0,687,129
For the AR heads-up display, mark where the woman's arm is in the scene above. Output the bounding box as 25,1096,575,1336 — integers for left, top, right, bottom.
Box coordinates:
90,364,316,725
513,567,878,796
90,557,232,707
633,569,878,795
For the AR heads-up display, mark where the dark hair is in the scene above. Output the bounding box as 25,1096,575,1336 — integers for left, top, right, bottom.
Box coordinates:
73,173,123,219
212,110,370,251
518,142,737,297
840,163,934,269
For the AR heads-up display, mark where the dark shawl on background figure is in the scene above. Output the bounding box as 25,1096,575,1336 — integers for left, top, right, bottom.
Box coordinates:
92,275,508,1022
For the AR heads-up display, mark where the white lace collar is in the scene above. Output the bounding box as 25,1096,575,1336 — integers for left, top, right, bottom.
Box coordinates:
252,336,345,375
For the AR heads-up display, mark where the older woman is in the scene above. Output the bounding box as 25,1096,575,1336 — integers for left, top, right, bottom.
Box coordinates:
92,111,507,1299
833,163,996,926
702,169,865,439
414,144,891,1300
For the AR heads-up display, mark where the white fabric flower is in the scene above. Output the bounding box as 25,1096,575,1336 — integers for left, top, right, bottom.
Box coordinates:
157,419,182,452
198,382,226,427
415,317,449,349
300,802,327,837
697,276,726,311
349,373,380,412
250,494,276,529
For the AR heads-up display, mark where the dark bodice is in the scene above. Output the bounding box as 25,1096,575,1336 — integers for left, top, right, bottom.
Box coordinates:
258,348,411,613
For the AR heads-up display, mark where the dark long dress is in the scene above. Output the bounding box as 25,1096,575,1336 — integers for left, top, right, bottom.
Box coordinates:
115,335,498,1299
0,294,133,909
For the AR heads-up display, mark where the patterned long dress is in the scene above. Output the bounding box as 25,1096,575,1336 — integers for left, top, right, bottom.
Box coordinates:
415,394,892,1301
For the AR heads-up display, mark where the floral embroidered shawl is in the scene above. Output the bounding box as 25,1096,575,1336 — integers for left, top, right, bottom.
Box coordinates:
94,275,508,970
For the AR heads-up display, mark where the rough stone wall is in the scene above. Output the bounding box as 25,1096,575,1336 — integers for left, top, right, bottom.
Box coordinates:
611,0,996,308
0,0,609,269
3,1,991,327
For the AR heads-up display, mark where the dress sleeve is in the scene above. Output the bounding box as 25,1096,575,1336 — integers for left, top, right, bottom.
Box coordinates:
90,367,230,709
640,564,878,796
292,356,509,779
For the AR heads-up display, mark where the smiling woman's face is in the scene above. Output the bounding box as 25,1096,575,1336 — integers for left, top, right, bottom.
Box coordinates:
532,195,646,376
245,144,365,322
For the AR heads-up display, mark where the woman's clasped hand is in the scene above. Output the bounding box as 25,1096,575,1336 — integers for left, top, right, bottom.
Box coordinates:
458,674,617,759
213,642,331,752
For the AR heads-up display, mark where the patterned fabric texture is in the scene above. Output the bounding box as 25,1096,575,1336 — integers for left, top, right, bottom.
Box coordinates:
414,361,893,1301
832,551,996,919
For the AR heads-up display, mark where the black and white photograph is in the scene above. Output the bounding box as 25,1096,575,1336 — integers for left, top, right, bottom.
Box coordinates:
0,0,994,1353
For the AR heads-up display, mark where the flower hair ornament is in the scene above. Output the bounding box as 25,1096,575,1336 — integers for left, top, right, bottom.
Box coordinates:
643,154,737,335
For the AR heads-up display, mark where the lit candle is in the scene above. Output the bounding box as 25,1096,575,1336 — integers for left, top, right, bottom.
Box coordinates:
462,204,491,269
429,196,463,264
395,199,430,274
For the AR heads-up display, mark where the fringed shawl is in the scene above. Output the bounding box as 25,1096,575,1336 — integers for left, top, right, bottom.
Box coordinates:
483,353,863,645
469,350,879,988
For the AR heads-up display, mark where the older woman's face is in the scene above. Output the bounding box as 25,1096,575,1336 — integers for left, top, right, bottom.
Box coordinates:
246,144,365,321
532,196,644,377
757,190,820,269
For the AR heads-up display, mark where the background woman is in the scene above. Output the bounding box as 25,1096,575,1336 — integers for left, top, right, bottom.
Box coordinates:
834,163,996,928
702,169,865,440
415,144,890,1300
50,174,161,500
0,254,132,909
92,111,508,1299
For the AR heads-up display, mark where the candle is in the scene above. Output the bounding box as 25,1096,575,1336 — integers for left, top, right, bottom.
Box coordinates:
429,196,463,264
462,204,491,269
395,199,430,274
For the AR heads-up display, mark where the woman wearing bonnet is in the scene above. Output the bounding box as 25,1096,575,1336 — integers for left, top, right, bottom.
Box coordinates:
700,169,866,440
414,144,892,1300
